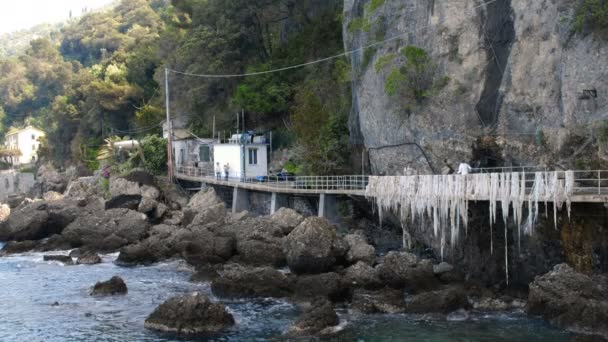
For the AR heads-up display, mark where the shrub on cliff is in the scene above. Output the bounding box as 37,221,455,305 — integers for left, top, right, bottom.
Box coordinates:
140,134,167,175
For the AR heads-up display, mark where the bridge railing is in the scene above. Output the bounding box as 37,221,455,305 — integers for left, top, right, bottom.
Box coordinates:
176,166,608,196
175,166,369,192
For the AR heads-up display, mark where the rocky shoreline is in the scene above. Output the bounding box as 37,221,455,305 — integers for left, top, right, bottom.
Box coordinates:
1,169,606,340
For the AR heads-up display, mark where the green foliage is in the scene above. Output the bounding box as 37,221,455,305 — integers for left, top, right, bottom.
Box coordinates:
374,53,395,73
535,128,548,148
348,17,371,33
362,47,377,72
140,134,167,175
369,0,386,12
282,161,297,173
384,45,447,114
572,0,608,33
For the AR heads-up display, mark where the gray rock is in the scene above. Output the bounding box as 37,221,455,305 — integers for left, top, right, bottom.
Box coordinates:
286,300,339,336
105,178,142,210
283,217,345,274
376,251,440,292
43,254,73,265
344,261,382,289
293,272,348,302
140,185,160,200
144,293,234,335
528,264,608,340
91,276,127,296
138,197,158,214
235,217,286,267
211,264,293,298
76,252,102,265
351,288,405,314
433,262,454,275
404,285,469,314
344,234,375,265
271,207,304,234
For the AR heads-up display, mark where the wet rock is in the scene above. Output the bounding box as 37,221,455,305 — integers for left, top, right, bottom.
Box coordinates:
190,264,220,282
0,240,38,255
271,207,304,234
528,264,608,339
76,252,102,265
61,209,150,252
286,300,339,336
344,234,375,265
43,254,74,265
376,252,439,292
344,261,382,289
293,272,348,302
144,293,234,335
91,276,128,296
447,309,471,321
404,285,469,314
351,288,405,314
283,217,345,274
211,264,293,298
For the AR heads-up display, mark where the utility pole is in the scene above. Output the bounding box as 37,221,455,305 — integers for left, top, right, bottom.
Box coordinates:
241,109,245,132
236,112,239,134
164,68,173,181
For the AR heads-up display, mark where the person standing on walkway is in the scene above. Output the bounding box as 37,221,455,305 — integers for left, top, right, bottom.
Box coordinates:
224,163,230,180
215,162,221,179
457,162,472,175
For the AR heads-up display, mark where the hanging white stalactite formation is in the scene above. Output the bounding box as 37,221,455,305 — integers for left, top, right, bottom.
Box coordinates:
365,171,574,284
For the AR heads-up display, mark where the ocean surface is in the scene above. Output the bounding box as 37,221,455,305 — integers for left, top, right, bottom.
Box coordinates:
0,242,573,341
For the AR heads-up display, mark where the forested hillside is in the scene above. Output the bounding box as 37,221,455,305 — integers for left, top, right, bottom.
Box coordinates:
0,0,351,174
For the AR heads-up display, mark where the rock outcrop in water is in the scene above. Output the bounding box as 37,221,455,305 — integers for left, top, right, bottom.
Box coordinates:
528,264,608,340
286,300,340,336
144,293,234,335
91,276,128,296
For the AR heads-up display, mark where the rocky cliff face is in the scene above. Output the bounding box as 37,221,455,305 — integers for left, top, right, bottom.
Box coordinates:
344,0,608,285
344,0,608,175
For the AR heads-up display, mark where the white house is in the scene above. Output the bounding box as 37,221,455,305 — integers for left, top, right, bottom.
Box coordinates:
3,126,45,165
162,124,215,170
214,133,268,179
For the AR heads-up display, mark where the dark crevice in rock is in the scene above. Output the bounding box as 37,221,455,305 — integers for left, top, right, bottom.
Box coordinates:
475,0,515,127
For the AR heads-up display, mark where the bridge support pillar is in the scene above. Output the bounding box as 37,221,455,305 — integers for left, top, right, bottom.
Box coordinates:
318,193,338,223
270,192,288,215
232,187,249,213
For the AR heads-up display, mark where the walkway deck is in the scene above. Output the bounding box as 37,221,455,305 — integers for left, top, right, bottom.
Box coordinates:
175,167,608,202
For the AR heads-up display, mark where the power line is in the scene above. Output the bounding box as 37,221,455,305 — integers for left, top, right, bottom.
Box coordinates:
166,0,500,78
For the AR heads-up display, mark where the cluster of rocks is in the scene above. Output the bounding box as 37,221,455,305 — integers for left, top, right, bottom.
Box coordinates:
2,169,607,340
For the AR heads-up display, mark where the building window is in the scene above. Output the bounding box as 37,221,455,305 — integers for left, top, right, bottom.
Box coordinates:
199,145,210,162
248,148,258,165
32,134,35,140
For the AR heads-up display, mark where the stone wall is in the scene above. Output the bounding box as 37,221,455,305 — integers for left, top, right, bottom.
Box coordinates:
0,171,35,202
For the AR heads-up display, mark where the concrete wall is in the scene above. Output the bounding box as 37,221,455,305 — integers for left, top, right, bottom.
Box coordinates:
0,171,35,201
214,144,242,179
244,145,268,177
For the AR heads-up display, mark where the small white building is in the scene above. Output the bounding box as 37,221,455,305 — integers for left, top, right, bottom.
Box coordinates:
214,133,268,179
3,126,45,165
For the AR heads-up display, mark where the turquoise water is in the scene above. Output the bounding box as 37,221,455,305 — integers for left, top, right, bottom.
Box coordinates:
0,242,572,341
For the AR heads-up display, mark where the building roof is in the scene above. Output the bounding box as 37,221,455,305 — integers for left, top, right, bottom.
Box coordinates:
5,126,45,137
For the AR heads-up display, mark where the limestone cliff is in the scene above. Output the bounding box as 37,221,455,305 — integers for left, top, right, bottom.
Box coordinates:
344,0,608,175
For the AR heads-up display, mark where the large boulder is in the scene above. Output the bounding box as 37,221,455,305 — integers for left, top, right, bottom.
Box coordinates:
351,288,405,314
528,264,608,339
145,293,234,335
404,285,469,314
344,234,376,265
156,177,188,210
376,251,440,292
91,276,128,296
37,164,68,194
105,178,142,210
344,261,382,289
211,264,294,298
187,203,226,227
77,252,102,265
283,217,346,274
183,188,225,225
293,272,348,302
0,199,83,242
286,300,340,337
61,209,150,251
234,217,286,267
65,176,103,199
271,207,304,234
43,254,74,265
182,225,236,265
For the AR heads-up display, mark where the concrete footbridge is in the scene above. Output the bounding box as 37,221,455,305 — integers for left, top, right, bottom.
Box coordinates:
175,166,608,220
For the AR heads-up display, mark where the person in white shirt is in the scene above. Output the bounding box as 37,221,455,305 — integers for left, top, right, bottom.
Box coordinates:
215,162,221,179
457,163,472,175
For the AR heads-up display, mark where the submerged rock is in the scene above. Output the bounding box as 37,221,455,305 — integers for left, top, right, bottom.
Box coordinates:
293,272,348,302
76,252,102,265
528,264,608,339
91,276,128,296
43,255,74,265
404,285,469,314
351,288,405,314
286,300,339,336
144,293,234,335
